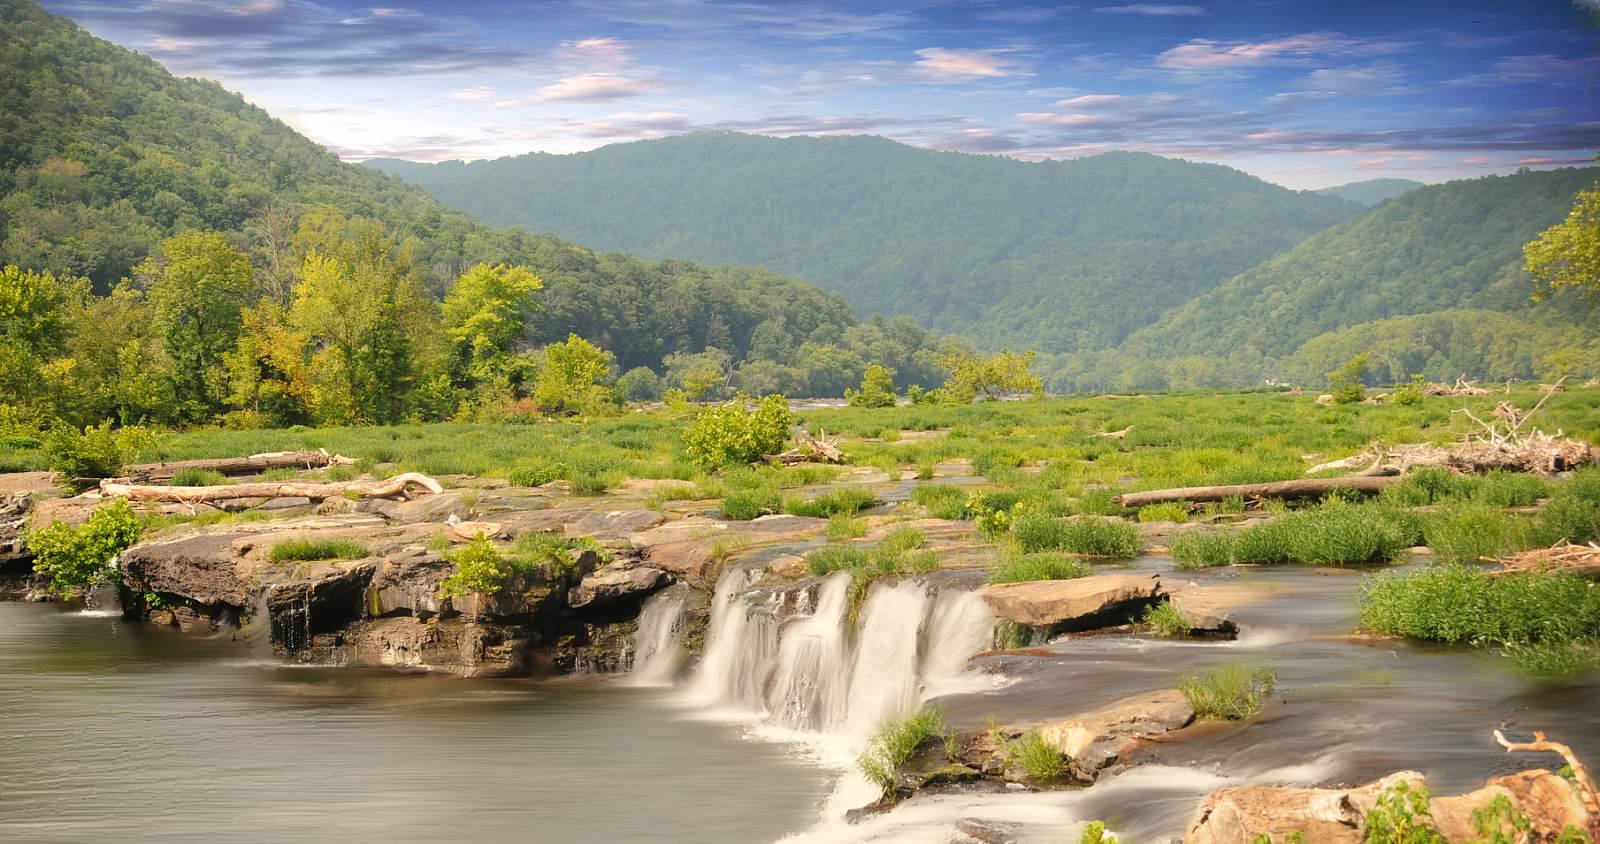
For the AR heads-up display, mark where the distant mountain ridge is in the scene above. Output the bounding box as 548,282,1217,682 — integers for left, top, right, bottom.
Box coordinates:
1315,178,1425,206
368,134,1363,353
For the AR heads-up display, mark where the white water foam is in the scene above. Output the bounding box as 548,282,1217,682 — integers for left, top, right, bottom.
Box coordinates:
628,587,689,686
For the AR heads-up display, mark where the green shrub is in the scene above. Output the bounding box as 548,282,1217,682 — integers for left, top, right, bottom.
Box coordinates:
1142,601,1190,638
988,552,1091,584
1422,503,1536,564
438,536,510,599
170,468,228,487
804,529,939,608
510,531,605,577
1081,821,1121,844
1326,353,1369,405
858,706,948,799
782,487,879,518
846,363,898,408
44,422,157,490
1179,664,1276,720
682,394,791,468
827,513,867,541
1363,780,1446,844
805,545,869,577
1360,566,1600,650
720,472,782,520
1392,374,1426,406
1138,502,1189,523
998,729,1070,781
26,499,143,597
508,461,566,487
268,538,368,563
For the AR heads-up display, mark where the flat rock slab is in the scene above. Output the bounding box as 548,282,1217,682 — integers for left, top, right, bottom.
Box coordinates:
568,565,669,609
1034,689,1195,775
979,574,1161,630
0,471,57,497
564,509,665,540
1164,581,1268,634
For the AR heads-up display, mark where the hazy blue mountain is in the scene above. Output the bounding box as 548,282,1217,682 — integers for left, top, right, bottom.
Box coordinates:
1314,178,1426,206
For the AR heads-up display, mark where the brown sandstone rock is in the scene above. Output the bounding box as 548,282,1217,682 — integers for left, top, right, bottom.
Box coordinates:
978,574,1162,631
1034,689,1196,775
568,564,669,610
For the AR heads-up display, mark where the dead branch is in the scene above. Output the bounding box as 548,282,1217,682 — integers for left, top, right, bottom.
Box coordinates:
1488,542,1600,579
1097,426,1133,439
1114,475,1402,508
98,472,442,505
768,429,845,465
128,449,355,483
1493,729,1599,818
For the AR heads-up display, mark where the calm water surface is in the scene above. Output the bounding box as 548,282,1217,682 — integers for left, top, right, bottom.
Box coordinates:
0,603,831,843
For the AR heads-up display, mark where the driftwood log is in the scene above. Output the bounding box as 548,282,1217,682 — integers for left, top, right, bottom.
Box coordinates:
769,430,845,465
1489,542,1600,579
98,472,442,504
1113,475,1403,508
129,449,354,483
1493,729,1600,819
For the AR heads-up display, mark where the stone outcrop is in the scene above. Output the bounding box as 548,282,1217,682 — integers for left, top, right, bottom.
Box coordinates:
1184,769,1594,844
1034,689,1196,776
979,574,1162,634
568,563,670,610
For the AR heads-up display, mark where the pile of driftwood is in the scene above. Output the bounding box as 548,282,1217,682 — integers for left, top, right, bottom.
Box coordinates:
1425,376,1491,397
1490,542,1600,578
768,429,845,465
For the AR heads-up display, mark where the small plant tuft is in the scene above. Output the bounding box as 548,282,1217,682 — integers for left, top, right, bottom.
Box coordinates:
1179,664,1276,720
268,538,368,563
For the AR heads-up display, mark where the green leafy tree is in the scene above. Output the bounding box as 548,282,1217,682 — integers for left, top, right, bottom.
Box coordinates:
531,334,617,416
142,231,254,420
938,348,1043,402
1327,352,1370,404
683,394,792,468
43,421,157,490
1525,186,1600,305
442,263,543,382
664,347,731,401
616,366,663,402
846,363,897,407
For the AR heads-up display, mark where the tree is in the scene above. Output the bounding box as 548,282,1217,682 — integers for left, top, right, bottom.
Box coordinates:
1326,352,1370,404
683,394,792,468
664,347,731,401
938,348,1043,402
532,334,616,415
846,363,897,407
442,263,543,382
0,265,81,354
142,231,253,420
1525,186,1600,305
616,366,663,402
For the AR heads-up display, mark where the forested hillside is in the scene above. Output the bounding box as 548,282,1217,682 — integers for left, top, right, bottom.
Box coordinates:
1080,168,1600,391
0,0,949,429
1314,178,1424,206
368,134,1362,352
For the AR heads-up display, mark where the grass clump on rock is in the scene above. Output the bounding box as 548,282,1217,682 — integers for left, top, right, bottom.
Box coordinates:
782,487,878,518
1141,601,1190,638
858,706,949,799
988,552,1091,584
1011,513,1139,558
997,728,1070,782
267,537,368,563
1179,664,1276,720
806,527,938,608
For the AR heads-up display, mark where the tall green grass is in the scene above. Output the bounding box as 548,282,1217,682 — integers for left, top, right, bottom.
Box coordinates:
1179,665,1276,720
1011,513,1140,557
1172,502,1420,568
267,538,368,563
988,552,1092,584
858,706,949,799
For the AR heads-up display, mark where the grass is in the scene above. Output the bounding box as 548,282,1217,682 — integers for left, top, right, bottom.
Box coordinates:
806,528,939,609
267,538,368,563
1178,664,1276,720
782,487,879,518
1172,501,1421,568
858,706,949,799
1137,502,1189,523
169,467,229,486
720,470,783,520
997,728,1070,781
1421,502,1538,565
911,483,969,520
1141,601,1191,638
827,513,867,541
988,552,1091,584
1010,513,1140,557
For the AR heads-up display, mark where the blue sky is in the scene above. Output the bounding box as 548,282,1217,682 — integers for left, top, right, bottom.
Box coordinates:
40,0,1600,188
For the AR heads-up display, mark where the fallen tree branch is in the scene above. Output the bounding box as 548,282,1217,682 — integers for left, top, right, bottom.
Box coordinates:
768,429,845,465
1113,475,1403,508
1097,426,1133,439
128,449,355,483
1488,542,1600,579
1493,729,1599,818
98,472,442,504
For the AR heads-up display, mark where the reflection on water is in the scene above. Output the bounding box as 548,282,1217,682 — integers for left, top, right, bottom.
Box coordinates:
0,603,830,844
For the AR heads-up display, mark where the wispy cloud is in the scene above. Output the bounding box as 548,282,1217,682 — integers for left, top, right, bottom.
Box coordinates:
533,74,664,102
912,47,1028,80
1095,4,1205,16
1158,32,1408,71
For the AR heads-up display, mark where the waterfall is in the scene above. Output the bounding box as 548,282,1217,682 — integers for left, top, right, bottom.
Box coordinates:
765,572,852,731
679,567,995,755
78,583,122,617
628,586,689,686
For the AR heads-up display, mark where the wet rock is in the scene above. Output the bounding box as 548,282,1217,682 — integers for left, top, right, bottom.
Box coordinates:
367,546,453,618
953,819,1021,844
121,532,253,606
641,539,719,588
342,616,531,676
1166,583,1253,635
979,574,1162,633
1034,689,1196,776
265,560,378,652
568,564,669,610
1182,769,1593,844
552,618,638,673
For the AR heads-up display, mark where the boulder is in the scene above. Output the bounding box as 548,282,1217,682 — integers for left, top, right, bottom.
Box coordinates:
1183,769,1593,844
367,546,454,618
121,532,253,606
341,616,530,676
642,539,719,588
568,564,670,610
979,574,1162,632
265,560,378,653
1034,689,1196,776
1166,583,1257,635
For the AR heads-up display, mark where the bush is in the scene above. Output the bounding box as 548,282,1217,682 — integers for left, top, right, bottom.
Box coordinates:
1422,503,1536,564
438,536,511,599
1142,601,1190,638
720,471,782,520
1392,374,1426,406
616,366,663,403
1179,665,1276,720
912,484,968,520
1359,565,1600,648
1326,352,1369,404
782,487,879,518
26,499,144,597
1174,502,1419,568
170,468,228,486
827,513,867,541
846,363,897,408
988,552,1091,584
508,461,566,487
1171,529,1236,569
682,394,792,469
858,706,948,799
44,422,157,490
267,538,369,563
1535,467,1600,546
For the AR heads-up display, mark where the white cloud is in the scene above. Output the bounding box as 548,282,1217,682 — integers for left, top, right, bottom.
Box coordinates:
1158,32,1406,71
535,74,663,102
1095,4,1205,16
448,86,495,101
912,48,1027,80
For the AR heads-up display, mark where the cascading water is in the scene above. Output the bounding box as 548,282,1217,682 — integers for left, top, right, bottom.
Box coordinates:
840,580,933,744
78,583,122,617
765,572,852,731
628,585,689,686
919,587,1002,699
686,565,779,711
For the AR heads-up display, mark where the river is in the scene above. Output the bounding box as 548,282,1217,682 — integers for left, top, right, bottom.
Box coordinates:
0,602,831,843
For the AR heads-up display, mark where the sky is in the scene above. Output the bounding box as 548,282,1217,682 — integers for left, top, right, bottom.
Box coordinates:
38,0,1600,189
